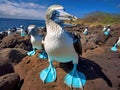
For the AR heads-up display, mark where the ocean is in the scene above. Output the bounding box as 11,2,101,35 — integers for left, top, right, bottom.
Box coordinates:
0,18,45,32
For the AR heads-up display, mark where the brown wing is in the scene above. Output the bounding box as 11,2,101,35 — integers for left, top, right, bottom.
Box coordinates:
73,34,82,55
66,32,82,55
41,34,45,50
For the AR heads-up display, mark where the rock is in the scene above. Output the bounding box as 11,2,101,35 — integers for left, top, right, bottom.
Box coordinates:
0,48,27,64
0,33,6,40
0,33,6,43
82,41,99,52
81,34,99,52
83,47,120,90
0,34,32,51
0,61,14,77
95,33,112,45
0,73,20,90
0,48,27,76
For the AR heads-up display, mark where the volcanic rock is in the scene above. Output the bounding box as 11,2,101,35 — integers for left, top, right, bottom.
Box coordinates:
0,34,32,51
0,48,27,76
0,73,20,90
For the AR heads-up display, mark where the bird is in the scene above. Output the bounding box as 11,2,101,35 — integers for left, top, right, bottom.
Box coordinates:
7,28,12,36
117,37,120,46
20,25,27,37
102,26,107,32
39,5,86,88
83,26,88,35
111,37,120,51
104,25,111,36
27,25,47,59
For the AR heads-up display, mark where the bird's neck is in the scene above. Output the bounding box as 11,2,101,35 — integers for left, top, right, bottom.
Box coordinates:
46,19,64,34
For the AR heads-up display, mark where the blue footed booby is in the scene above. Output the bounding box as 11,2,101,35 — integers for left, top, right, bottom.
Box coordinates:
27,25,48,59
20,25,26,37
83,26,88,35
40,5,86,88
117,37,120,47
102,26,107,32
7,28,12,36
111,37,120,51
104,25,111,36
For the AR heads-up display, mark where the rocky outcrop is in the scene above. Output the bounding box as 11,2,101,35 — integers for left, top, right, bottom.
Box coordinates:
0,34,32,51
83,47,120,90
0,73,20,90
0,33,6,40
0,48,27,76
0,33,6,43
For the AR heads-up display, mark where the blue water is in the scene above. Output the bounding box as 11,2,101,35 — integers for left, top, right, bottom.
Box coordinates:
0,18,45,31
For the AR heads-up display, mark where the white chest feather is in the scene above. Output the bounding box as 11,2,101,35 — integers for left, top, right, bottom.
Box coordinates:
45,32,78,63
117,38,120,46
31,35,43,49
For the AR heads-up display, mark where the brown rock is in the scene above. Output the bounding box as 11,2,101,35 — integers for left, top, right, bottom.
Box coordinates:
0,34,32,51
95,33,112,45
0,73,20,90
0,33,6,40
83,47,120,90
0,48,27,76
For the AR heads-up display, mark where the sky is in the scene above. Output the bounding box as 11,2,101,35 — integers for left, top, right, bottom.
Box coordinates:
0,0,120,20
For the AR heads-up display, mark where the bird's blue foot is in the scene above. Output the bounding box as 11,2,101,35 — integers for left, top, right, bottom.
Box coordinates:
21,32,26,37
83,31,88,35
27,50,36,56
104,31,109,36
38,51,48,59
111,44,117,51
40,62,56,83
64,64,86,88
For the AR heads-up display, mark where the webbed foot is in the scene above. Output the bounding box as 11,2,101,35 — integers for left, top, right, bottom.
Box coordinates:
83,31,88,35
27,50,36,56
111,44,117,51
20,32,26,37
40,62,56,82
38,51,48,59
104,31,109,36
64,64,86,88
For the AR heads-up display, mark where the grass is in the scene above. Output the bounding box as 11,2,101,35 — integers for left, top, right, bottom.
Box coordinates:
66,11,120,26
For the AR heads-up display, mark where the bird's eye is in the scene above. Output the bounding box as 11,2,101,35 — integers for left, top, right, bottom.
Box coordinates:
51,11,58,19
53,11,57,15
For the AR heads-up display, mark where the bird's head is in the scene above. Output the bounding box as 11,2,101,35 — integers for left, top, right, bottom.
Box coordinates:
46,5,77,24
28,25,39,36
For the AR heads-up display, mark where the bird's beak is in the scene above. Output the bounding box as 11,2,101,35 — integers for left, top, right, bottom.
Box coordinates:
56,10,78,21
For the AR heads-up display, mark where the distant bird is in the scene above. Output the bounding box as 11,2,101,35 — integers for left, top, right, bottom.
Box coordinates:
40,5,86,89
20,25,26,37
27,25,47,59
104,25,111,36
7,28,12,36
102,26,107,32
117,37,120,47
83,26,88,35
111,37,120,51
0,32,3,34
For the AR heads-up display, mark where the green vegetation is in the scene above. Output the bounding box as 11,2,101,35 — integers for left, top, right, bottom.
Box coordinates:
71,12,120,26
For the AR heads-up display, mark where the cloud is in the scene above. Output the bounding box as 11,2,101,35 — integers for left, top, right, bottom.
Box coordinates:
0,0,47,19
